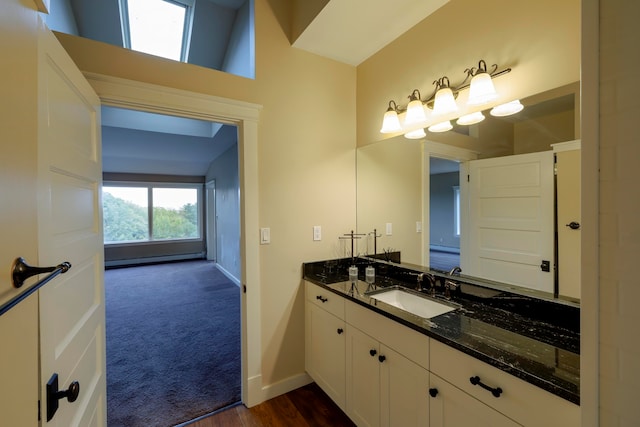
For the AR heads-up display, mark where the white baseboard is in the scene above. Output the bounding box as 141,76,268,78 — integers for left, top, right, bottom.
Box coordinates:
245,372,313,407
215,263,241,286
261,372,313,403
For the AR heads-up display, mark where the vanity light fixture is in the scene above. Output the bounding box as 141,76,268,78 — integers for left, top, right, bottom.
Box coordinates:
380,100,403,133
457,111,485,126
466,60,499,106
428,120,453,133
490,99,524,117
404,89,428,126
432,77,458,116
404,128,427,139
379,59,517,136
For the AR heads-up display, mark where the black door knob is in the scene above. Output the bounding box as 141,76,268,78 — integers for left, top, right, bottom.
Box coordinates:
337,328,344,334
378,355,386,363
46,373,81,421
429,388,439,397
369,349,377,357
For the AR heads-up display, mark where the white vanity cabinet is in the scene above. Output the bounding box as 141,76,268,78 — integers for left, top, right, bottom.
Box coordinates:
429,339,579,427
305,281,579,427
345,300,430,427
305,281,347,410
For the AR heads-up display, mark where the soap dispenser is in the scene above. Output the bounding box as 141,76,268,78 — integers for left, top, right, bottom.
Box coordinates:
365,265,375,292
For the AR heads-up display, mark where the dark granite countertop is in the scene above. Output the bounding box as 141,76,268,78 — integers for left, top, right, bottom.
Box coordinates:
303,258,580,405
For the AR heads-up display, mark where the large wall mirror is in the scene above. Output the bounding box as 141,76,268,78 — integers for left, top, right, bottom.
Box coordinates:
356,82,580,303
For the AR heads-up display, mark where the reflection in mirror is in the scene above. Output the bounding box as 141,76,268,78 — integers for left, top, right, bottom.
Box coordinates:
429,158,460,272
46,0,255,79
356,83,580,303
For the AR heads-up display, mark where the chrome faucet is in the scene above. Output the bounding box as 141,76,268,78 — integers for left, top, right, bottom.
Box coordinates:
416,273,425,291
417,273,436,296
448,266,462,276
444,279,459,300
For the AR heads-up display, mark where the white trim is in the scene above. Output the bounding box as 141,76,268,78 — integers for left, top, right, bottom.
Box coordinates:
580,0,599,423
215,262,241,286
84,72,264,407
260,372,313,402
551,139,581,153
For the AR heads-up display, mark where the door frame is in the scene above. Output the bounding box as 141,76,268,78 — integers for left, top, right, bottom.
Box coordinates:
85,72,263,406
422,141,478,268
205,179,217,262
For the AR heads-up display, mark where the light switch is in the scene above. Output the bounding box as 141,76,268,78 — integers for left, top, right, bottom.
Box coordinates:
313,225,322,241
260,227,270,244
386,222,392,236
416,221,422,233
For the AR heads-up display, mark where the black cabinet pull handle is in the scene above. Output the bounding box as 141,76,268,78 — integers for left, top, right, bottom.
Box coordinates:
337,328,344,334
470,376,502,398
378,355,386,363
316,295,328,303
429,388,438,397
566,221,581,230
369,349,377,357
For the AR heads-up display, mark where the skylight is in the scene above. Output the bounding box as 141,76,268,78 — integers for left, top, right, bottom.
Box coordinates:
120,0,194,62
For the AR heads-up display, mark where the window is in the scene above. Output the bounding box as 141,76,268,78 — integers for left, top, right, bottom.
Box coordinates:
103,183,201,244
120,0,195,62
453,186,460,237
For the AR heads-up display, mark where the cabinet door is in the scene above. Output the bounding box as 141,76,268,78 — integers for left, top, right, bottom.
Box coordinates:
380,345,429,427
346,326,381,427
306,303,346,409
429,374,521,427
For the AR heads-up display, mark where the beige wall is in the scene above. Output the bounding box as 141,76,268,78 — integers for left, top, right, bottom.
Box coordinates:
55,0,357,389
356,0,581,148
598,0,640,424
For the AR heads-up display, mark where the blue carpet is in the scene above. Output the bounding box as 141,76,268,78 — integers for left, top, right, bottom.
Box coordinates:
105,260,241,427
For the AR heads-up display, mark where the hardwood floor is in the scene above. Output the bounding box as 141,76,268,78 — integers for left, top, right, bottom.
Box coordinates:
184,383,355,427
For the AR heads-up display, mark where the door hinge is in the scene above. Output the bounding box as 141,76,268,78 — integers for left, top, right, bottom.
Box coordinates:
467,174,470,182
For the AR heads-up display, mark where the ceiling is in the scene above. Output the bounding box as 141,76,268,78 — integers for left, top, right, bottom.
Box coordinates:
293,0,449,66
98,0,443,176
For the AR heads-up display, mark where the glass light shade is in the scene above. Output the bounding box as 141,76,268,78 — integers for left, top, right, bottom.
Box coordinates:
467,72,498,106
457,111,485,126
404,128,426,139
428,121,453,133
432,87,458,115
380,109,402,133
404,99,427,125
490,100,524,117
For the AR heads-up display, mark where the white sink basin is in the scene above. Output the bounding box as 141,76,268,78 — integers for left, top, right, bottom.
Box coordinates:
369,288,455,319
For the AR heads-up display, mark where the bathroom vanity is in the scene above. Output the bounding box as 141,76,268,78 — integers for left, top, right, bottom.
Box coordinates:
303,258,580,427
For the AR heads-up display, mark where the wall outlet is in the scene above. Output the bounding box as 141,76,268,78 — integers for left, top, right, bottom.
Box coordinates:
386,222,392,236
313,225,322,241
260,227,270,244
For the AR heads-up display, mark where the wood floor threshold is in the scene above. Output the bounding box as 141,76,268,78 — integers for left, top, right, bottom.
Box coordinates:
183,383,355,427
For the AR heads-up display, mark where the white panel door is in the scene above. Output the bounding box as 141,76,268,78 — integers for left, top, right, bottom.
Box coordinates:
37,27,106,426
463,151,554,293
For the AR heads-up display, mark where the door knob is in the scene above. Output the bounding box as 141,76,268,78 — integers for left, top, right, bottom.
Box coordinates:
46,373,80,421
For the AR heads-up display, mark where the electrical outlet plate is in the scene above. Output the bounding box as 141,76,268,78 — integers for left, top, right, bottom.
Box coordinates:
385,222,392,236
313,225,322,241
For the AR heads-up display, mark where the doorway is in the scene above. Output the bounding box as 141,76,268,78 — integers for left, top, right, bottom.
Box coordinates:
88,73,262,407
101,105,243,424
428,157,461,273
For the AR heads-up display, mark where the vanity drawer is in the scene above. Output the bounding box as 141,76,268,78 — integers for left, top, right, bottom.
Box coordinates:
305,281,345,319
346,300,429,370
429,339,579,427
